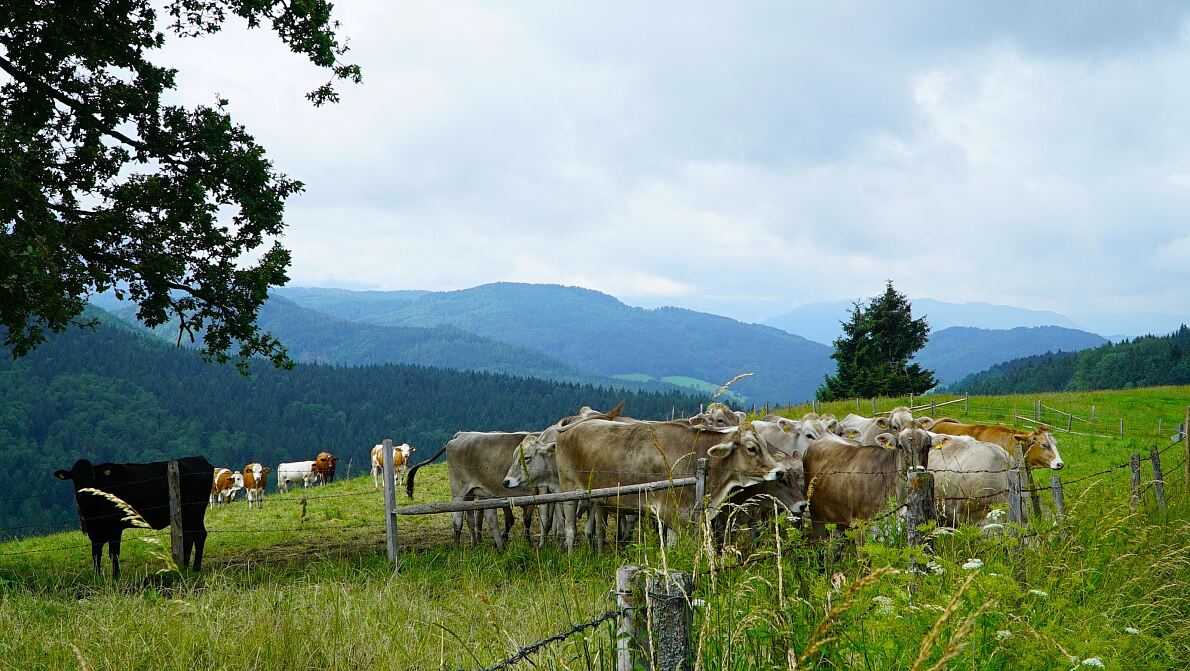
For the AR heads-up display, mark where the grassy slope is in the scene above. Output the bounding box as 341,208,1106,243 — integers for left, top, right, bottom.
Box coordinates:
2,387,1188,670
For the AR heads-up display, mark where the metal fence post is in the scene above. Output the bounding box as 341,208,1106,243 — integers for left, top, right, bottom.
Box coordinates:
1149,445,1166,513
382,438,399,567
167,460,184,570
646,571,695,671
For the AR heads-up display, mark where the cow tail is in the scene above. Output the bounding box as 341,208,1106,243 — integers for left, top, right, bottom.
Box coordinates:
405,442,449,499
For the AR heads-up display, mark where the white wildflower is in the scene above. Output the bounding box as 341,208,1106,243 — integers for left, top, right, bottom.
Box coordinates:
930,527,955,536
872,595,894,614
1081,658,1104,668
986,508,1007,522
981,523,1004,532
995,630,1012,640
1124,626,1139,635
961,558,984,570
1028,589,1048,597
926,560,945,575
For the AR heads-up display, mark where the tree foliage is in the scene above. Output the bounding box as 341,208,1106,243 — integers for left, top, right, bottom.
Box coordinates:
817,281,936,400
0,0,360,370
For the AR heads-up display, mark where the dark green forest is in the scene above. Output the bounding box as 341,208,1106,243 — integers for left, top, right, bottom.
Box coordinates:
0,309,700,539
948,326,1190,394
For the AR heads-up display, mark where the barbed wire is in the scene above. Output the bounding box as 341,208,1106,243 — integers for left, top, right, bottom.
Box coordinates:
459,606,629,671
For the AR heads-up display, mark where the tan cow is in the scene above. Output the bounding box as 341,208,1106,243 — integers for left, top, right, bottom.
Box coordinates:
925,435,1011,526
692,402,745,428
802,428,940,533
209,468,243,504
837,413,892,445
371,443,415,490
928,421,1064,470
554,419,788,552
242,463,270,509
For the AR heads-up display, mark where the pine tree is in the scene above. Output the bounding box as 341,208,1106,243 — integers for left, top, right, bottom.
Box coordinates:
817,281,936,401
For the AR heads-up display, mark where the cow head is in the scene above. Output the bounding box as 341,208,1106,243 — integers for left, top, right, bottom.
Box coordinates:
888,407,915,432
503,434,554,489
695,402,742,428
398,444,416,459
54,459,96,490
819,413,840,435
1015,427,1064,470
875,428,936,468
232,471,245,489
704,423,787,508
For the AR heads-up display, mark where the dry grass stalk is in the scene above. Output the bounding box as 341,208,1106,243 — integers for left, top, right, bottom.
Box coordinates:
713,372,753,399
77,488,150,528
909,573,978,671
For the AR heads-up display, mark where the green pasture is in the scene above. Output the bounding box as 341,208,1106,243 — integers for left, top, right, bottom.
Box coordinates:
1,387,1187,670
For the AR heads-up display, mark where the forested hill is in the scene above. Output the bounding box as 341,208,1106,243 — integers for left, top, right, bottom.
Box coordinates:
280,283,834,403
948,325,1190,394
916,325,1107,385
0,309,700,539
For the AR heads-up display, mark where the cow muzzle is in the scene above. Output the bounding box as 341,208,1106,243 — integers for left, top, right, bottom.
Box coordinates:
765,467,786,482
1051,460,1064,470
789,500,809,517
502,476,522,489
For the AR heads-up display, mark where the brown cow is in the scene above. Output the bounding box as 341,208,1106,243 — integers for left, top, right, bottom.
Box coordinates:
802,428,941,533
243,463,270,509
209,468,243,504
928,421,1064,470
554,419,789,552
312,452,339,484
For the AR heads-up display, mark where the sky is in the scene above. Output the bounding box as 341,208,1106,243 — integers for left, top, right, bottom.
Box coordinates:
158,1,1190,335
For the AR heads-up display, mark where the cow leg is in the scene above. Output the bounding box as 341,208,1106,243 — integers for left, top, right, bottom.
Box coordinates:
538,502,552,548
452,510,464,544
108,539,121,581
500,505,514,542
91,540,104,577
521,504,534,542
617,513,638,545
562,501,578,553
191,529,207,572
485,508,505,551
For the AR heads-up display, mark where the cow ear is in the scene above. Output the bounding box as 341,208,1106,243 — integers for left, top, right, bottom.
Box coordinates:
915,417,933,429
707,441,734,458
734,411,746,423
874,433,895,449
933,437,951,450
540,442,556,455
875,417,890,430
53,470,70,480
843,428,861,439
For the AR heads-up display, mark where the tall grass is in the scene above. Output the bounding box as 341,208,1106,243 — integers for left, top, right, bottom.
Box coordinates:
1,387,1188,669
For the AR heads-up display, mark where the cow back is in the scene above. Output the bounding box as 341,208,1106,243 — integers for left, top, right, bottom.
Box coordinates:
91,456,213,531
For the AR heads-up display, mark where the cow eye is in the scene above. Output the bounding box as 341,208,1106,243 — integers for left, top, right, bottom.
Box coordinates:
746,445,757,455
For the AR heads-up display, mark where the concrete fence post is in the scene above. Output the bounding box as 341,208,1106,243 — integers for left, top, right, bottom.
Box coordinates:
646,572,695,671
167,460,184,570
616,566,644,671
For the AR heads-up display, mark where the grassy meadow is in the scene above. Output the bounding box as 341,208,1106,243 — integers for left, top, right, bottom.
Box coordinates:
1,387,1188,670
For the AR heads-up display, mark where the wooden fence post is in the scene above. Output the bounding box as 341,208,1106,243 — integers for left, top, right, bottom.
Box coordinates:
1010,444,1029,525
646,571,695,671
1006,468,1024,527
1119,418,1125,438
616,566,644,671
1158,418,1163,435
1129,452,1141,513
1049,475,1066,533
1034,399,1040,421
1027,467,1043,520
167,460,184,570
871,398,877,416
905,468,935,555
930,399,936,418
1184,406,1189,484
1149,445,1166,513
964,395,969,414
382,438,399,567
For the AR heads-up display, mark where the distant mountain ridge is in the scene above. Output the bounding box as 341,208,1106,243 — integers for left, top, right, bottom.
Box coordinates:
764,298,1083,345
916,326,1108,385
282,282,835,403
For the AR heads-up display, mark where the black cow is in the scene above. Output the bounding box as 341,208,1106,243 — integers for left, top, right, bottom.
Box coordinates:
54,456,214,579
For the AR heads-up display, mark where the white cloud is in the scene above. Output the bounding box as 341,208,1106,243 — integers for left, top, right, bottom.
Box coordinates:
145,2,1190,328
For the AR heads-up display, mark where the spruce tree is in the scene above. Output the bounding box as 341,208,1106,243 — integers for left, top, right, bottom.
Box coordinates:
817,281,936,401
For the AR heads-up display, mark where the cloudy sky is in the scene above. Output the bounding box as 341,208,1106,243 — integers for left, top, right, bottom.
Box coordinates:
160,1,1190,335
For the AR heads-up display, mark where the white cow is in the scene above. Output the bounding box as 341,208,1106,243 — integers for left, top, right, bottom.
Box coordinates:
277,461,319,493
926,433,1012,526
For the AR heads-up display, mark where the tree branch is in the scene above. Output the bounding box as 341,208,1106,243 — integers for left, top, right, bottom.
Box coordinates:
0,53,183,166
